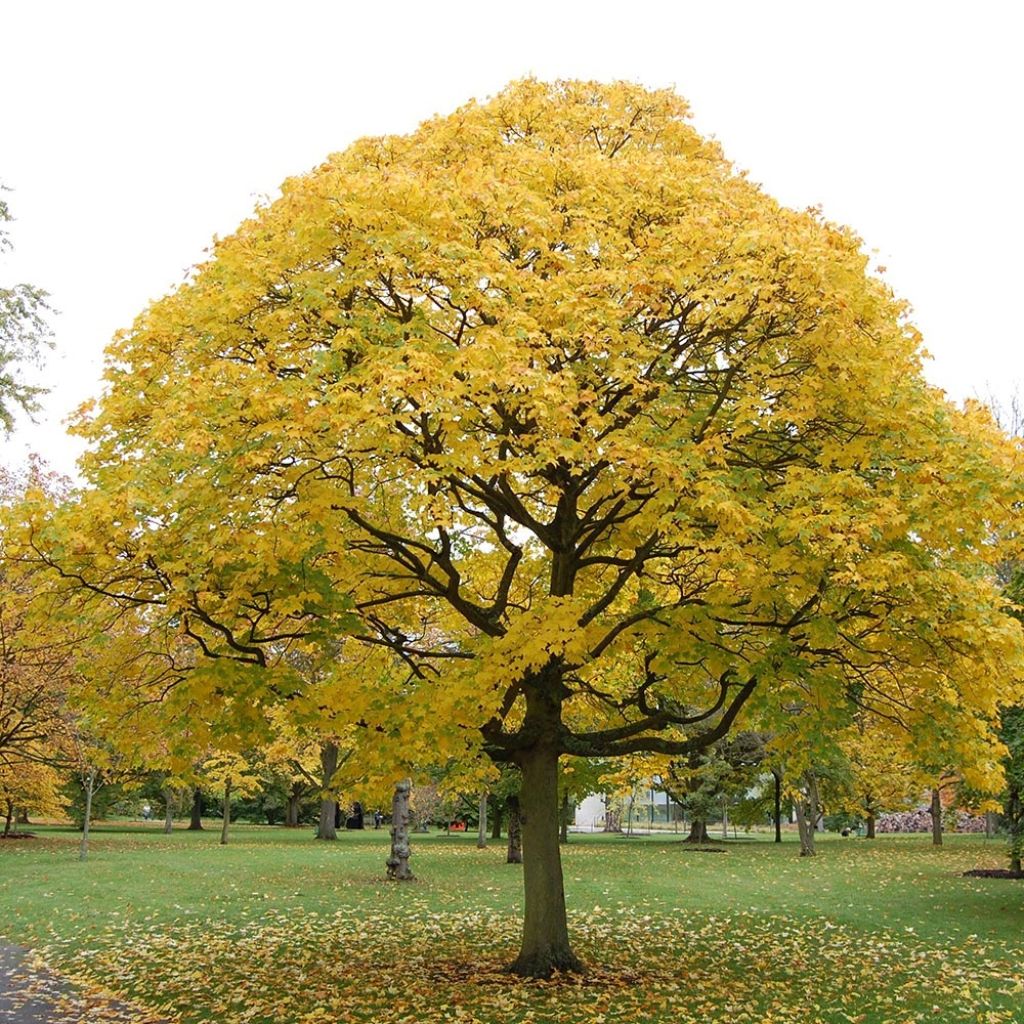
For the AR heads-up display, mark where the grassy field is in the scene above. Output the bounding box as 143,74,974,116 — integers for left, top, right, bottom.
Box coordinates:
1,824,1022,1024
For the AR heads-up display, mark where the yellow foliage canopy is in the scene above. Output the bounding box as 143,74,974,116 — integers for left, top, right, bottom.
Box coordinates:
54,79,1023,768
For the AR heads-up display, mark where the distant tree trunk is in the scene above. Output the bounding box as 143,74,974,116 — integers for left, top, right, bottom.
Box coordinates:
386,779,414,881
220,779,232,845
773,771,782,843
794,773,819,857
603,803,622,833
79,767,96,862
317,742,339,841
161,786,175,833
506,794,523,864
721,798,729,839
477,791,488,848
318,799,338,840
16,809,29,826
683,817,710,843
985,810,996,839
3,799,13,838
559,791,570,844
863,793,877,838
930,787,943,847
1007,783,1022,874
188,787,204,830
490,796,502,840
285,782,302,828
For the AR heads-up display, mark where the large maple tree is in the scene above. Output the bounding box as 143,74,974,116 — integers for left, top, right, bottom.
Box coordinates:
36,80,1024,975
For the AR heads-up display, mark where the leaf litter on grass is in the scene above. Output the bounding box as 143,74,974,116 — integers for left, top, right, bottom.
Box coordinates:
7,831,1024,1024
37,901,1024,1024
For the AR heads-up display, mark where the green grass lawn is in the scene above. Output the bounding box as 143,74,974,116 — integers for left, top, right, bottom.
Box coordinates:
1,824,1022,1023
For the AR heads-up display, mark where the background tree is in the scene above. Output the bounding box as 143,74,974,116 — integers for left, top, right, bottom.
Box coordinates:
838,719,921,838
0,187,52,432
0,756,64,836
1000,707,1024,874
662,734,765,843
201,751,262,845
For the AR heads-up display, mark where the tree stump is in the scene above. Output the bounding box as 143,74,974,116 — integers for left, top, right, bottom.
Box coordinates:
386,779,415,881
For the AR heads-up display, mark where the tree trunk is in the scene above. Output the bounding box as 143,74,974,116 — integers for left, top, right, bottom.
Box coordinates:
602,803,622,833
506,794,523,864
15,809,29,826
220,779,232,845
866,809,876,839
162,786,175,834
477,790,488,848
316,742,339,840
930,787,943,847
773,771,782,843
1007,783,1022,874
79,767,96,862
188,787,204,830
3,799,13,838
317,799,338,840
683,817,710,843
794,773,819,857
509,743,581,977
386,779,414,881
560,791,571,844
985,810,996,839
285,783,302,828
490,795,502,840
721,798,729,839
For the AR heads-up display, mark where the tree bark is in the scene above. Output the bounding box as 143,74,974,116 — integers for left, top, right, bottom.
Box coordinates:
773,771,782,843
79,767,96,862
386,779,414,881
162,786,175,834
188,787,204,830
1007,783,1022,874
220,779,232,845
477,790,488,848
285,782,302,828
602,803,622,833
316,742,339,840
508,742,581,976
506,794,523,864
317,798,338,840
930,787,943,847
683,817,710,843
794,773,819,857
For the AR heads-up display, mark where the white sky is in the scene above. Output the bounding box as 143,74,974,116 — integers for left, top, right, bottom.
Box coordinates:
2,0,1022,476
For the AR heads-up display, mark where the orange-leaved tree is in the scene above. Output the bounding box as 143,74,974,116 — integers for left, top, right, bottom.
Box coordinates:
31,80,1024,976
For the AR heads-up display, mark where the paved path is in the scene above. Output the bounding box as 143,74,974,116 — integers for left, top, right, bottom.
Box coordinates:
0,944,164,1023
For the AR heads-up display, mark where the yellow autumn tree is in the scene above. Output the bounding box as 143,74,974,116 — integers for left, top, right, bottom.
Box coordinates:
29,80,1024,976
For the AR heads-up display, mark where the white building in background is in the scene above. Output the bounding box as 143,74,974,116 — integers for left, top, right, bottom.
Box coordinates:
573,787,686,831
574,793,606,830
